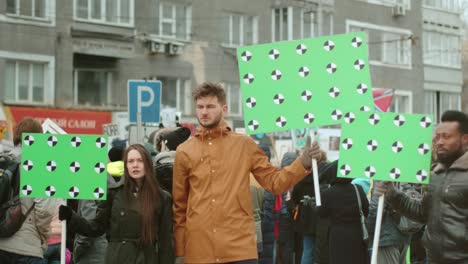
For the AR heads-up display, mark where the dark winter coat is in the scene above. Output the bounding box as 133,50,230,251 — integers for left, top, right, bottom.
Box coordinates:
320,183,370,264
388,151,468,263
153,151,175,194
291,161,336,235
69,186,174,264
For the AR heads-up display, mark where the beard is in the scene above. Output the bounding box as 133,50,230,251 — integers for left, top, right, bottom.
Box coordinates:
437,147,465,166
197,114,222,129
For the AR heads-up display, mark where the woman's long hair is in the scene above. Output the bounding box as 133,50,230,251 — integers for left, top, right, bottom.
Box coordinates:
123,144,162,246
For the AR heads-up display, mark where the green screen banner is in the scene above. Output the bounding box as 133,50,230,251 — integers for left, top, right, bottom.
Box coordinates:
20,133,108,200
237,32,374,134
337,112,433,184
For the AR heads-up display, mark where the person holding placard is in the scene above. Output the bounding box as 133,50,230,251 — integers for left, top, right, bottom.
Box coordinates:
72,146,125,264
319,160,370,264
173,82,322,264
0,118,57,264
374,110,468,264
367,183,412,264
59,144,175,264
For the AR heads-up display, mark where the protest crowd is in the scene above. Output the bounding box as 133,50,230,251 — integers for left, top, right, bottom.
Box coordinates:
0,81,467,264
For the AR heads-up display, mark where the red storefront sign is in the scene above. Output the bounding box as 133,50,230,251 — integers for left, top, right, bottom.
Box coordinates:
7,106,111,134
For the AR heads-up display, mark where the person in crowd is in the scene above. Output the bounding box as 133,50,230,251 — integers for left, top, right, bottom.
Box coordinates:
319,160,370,264
291,150,329,264
43,199,71,264
0,118,57,263
351,178,371,196
153,127,191,194
173,82,322,264
312,161,338,264
106,145,125,188
374,110,468,263
72,146,126,264
59,144,174,264
260,152,298,264
153,128,176,154
367,183,412,264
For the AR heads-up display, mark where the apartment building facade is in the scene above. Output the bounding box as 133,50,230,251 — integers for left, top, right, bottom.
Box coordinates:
0,0,463,142
421,0,464,121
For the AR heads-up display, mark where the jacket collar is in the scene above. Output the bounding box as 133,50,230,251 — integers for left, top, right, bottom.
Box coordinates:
194,120,231,140
154,151,176,164
433,151,468,173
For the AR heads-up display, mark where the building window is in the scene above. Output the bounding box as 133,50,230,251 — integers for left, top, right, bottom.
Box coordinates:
74,0,133,26
382,33,411,65
347,20,412,69
4,60,48,103
389,90,412,113
225,83,242,116
423,31,461,68
362,0,411,9
322,10,334,36
222,13,258,47
74,70,112,106
272,7,321,41
423,0,460,12
157,2,191,40
158,78,191,115
6,0,56,21
424,90,461,121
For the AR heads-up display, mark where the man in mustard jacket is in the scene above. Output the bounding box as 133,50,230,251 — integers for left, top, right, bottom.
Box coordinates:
173,82,322,264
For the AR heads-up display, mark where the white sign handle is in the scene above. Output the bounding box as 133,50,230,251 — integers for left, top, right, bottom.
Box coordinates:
312,158,321,206
137,111,143,144
310,134,321,206
61,200,67,264
371,194,385,264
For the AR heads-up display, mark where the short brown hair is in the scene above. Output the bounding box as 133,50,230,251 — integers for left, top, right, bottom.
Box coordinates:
13,118,42,146
192,82,226,105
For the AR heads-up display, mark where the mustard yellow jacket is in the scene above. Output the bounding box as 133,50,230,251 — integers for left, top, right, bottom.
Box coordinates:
173,121,309,263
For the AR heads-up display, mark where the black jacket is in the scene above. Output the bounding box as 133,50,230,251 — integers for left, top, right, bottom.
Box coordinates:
389,151,468,263
69,187,175,264
291,161,336,235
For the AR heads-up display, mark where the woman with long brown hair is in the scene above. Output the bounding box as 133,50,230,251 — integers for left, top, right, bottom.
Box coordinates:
59,144,174,264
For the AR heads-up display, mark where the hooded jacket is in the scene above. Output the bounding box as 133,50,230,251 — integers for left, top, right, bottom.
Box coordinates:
173,121,309,263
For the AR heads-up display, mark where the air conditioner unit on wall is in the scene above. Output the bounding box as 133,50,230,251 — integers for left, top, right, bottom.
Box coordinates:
168,42,184,56
149,41,166,54
392,3,406,17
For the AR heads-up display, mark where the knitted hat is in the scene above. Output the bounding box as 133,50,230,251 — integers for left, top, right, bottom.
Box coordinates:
108,146,124,162
161,127,191,151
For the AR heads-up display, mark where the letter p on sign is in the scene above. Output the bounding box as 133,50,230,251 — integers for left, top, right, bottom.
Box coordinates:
128,80,161,123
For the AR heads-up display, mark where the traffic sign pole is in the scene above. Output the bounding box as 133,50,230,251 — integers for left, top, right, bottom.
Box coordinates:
137,111,143,144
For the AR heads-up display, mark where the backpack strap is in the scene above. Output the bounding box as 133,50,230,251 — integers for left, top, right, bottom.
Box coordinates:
24,202,36,219
352,184,369,241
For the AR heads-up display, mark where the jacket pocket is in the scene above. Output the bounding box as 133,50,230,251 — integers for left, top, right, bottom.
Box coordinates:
444,184,468,207
237,193,253,217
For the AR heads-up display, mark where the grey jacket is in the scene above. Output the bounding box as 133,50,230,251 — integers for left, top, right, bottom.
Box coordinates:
388,151,468,263
0,146,57,258
73,200,108,264
367,191,410,248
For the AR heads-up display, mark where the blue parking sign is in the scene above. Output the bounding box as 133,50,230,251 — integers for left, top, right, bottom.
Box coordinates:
128,80,161,123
